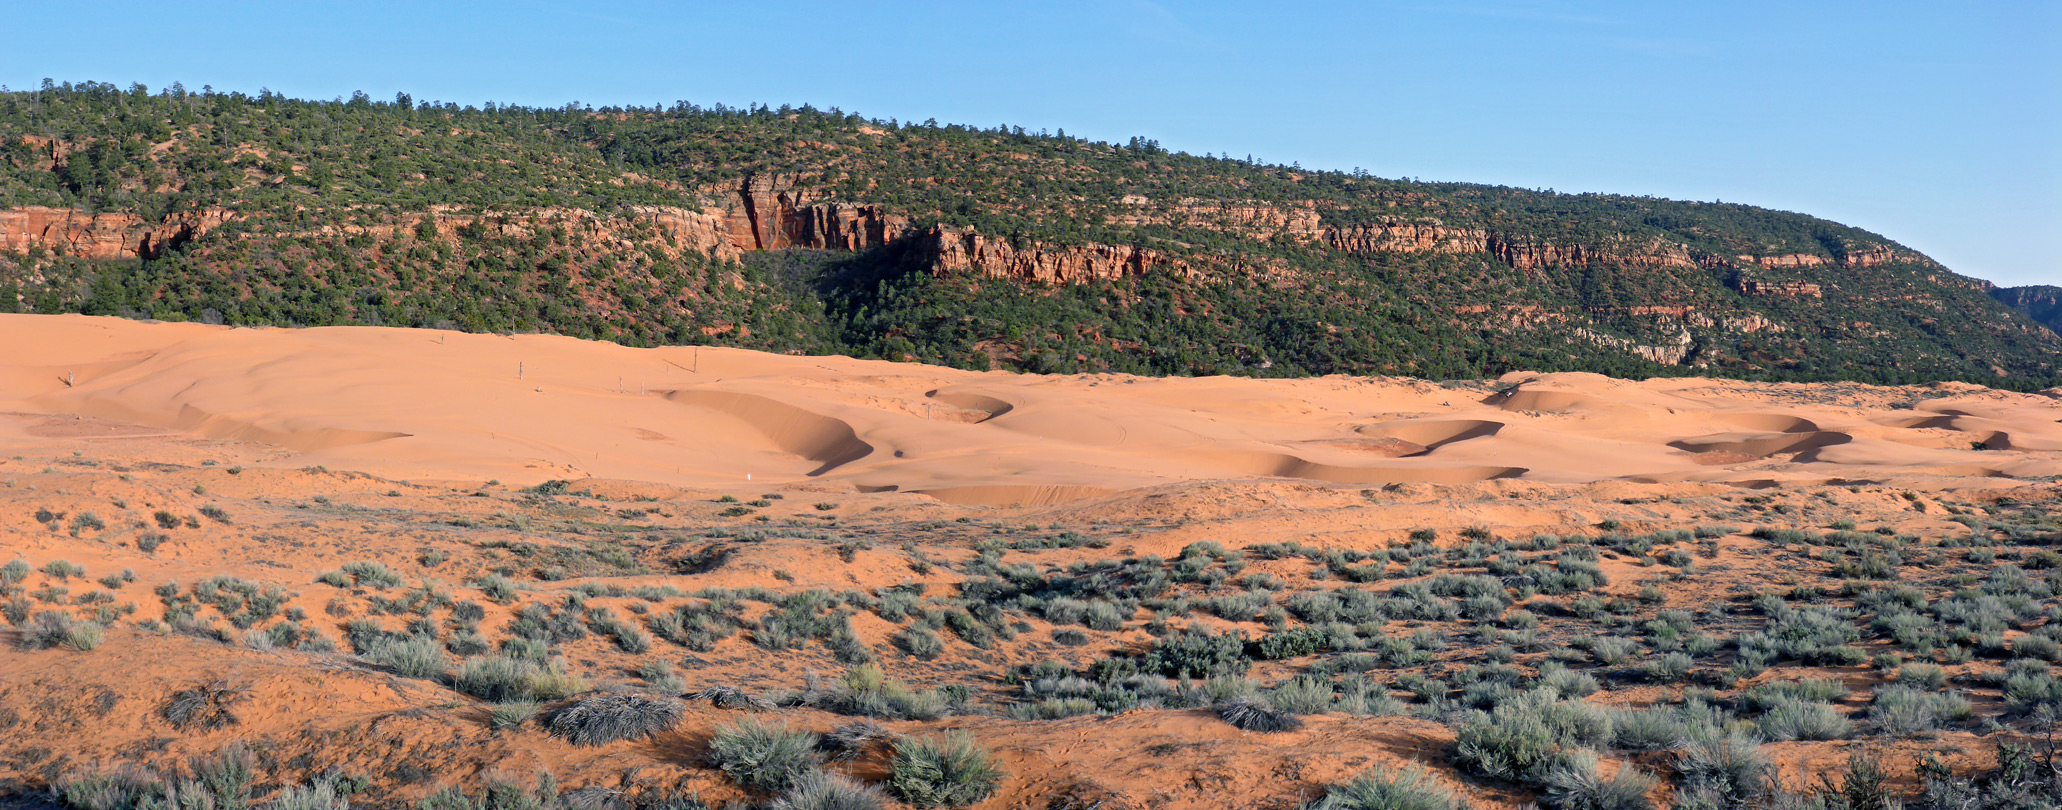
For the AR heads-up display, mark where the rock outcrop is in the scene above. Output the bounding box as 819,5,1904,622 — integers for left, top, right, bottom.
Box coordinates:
1733,277,1825,298
918,225,1192,284
1321,219,1484,255
0,206,237,259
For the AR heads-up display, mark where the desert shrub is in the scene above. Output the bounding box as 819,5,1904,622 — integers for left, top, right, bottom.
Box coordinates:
334,561,403,589
1453,690,1613,785
417,774,562,810
693,684,777,712
1255,626,1329,660
1311,764,1467,810
806,665,950,721
1756,699,1852,741
59,767,163,810
894,626,945,660
489,701,537,730
1741,679,1848,711
1895,662,1948,690
1008,697,1098,720
474,573,518,602
1640,652,1692,684
20,611,102,651
770,770,885,810
1144,629,1250,679
1737,605,1864,665
265,778,353,810
2000,665,2062,714
818,720,899,761
2014,634,2062,662
886,731,1004,808
163,680,246,730
1607,708,1694,751
544,693,683,745
1916,741,2062,810
1267,676,1336,715
453,655,584,702
364,635,450,679
709,719,821,793
1083,600,1127,631
593,616,652,654
1217,695,1303,732
1538,665,1600,699
1541,752,1656,810
1869,686,1971,735
1336,679,1407,716
1584,637,1636,666
1674,734,1771,805
192,745,256,810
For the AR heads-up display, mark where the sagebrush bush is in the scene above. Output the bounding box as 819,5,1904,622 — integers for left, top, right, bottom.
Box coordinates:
770,770,885,810
1541,753,1656,810
1756,699,1851,741
887,731,1004,808
266,778,352,810
19,611,102,651
1895,662,1947,690
894,626,945,660
489,701,538,730
453,655,584,702
1673,734,1770,804
1870,686,1971,735
1267,676,1336,715
364,634,450,679
709,719,821,793
1311,765,1467,810
1538,664,1599,699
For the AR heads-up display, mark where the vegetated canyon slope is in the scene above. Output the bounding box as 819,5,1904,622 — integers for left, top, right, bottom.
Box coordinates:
2,81,2058,387
2,313,2062,810
1994,285,2062,337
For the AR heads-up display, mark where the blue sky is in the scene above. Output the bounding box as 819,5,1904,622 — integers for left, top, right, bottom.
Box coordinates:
4,1,2056,285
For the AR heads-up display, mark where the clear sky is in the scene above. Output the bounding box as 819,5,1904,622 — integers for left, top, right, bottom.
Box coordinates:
4,1,2056,285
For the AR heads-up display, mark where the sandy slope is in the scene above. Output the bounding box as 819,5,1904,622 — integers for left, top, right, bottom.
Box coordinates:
4,314,2060,505
3,314,2059,809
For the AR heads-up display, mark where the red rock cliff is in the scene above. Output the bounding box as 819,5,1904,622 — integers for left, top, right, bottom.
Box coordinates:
0,206,237,259
918,225,1192,284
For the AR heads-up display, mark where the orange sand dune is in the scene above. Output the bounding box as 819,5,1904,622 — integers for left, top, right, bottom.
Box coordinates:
6,314,2062,504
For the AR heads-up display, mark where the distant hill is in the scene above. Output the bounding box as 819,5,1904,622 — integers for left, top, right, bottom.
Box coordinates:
2,79,2057,386
1993,285,2062,336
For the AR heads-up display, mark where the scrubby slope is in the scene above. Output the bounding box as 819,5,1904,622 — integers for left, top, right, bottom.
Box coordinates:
2,81,2057,385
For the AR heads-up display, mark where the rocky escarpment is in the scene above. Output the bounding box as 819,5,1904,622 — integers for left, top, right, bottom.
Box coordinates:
919,225,1192,284
0,180,1938,292
1994,285,2062,335
0,206,238,259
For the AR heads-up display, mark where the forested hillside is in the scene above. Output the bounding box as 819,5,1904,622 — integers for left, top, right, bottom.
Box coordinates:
3,79,2056,385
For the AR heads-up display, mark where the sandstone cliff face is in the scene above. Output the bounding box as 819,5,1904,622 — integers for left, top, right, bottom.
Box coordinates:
691,173,912,255
1733,278,1825,298
0,180,1930,300
1321,219,1483,255
0,206,237,259
1110,196,1324,239
919,225,1192,284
